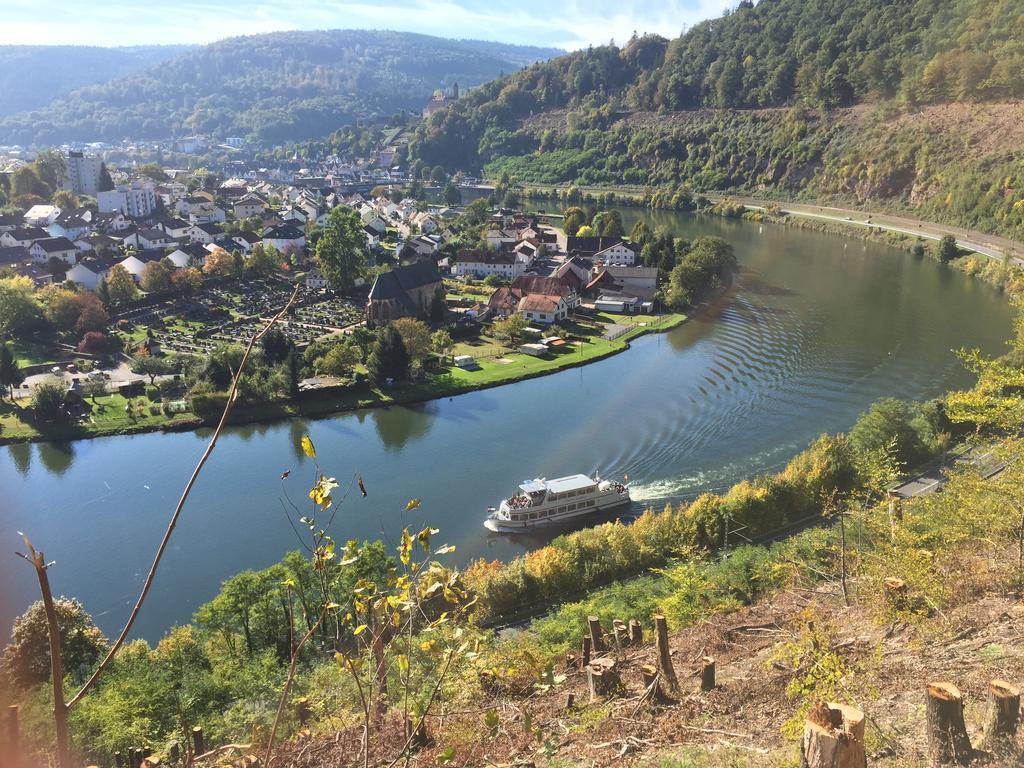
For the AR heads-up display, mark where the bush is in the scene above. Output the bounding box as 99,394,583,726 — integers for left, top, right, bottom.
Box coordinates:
145,385,160,402
189,391,229,418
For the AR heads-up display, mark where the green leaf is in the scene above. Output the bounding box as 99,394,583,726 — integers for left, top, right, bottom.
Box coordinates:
439,746,456,764
300,434,316,459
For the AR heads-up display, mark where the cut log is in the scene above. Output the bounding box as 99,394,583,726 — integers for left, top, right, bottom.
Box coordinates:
925,682,973,765
700,656,716,692
800,701,866,768
588,616,606,654
628,619,643,644
980,679,1020,755
654,614,678,692
587,656,621,700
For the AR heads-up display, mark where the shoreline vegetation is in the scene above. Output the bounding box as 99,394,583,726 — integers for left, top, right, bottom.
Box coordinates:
0,312,687,446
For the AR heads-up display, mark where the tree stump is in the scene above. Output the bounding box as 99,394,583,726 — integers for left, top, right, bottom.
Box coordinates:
700,656,716,692
640,663,665,703
926,682,973,765
883,577,909,610
654,614,678,692
613,619,629,647
4,705,18,768
800,702,866,768
588,616,606,654
581,635,592,669
191,726,205,757
587,656,621,700
980,679,1020,755
565,651,578,670
564,692,575,711
628,619,643,644
406,715,430,748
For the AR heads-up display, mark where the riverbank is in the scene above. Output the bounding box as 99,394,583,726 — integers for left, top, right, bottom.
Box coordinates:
0,312,687,445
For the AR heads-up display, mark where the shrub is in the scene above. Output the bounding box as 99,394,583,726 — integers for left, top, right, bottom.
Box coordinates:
189,391,229,418
145,385,160,402
77,331,108,354
31,380,66,421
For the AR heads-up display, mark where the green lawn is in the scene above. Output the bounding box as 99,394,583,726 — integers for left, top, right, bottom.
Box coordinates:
9,339,61,366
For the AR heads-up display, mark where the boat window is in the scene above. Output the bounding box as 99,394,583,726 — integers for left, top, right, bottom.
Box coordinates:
558,506,566,513
529,513,537,520
511,514,522,521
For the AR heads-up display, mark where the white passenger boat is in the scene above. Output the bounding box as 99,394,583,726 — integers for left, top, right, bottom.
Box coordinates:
484,473,631,532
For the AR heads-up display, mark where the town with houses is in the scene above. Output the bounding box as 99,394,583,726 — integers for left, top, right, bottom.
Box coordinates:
0,125,666,438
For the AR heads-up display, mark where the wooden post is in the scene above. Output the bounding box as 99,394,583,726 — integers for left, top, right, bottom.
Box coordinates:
700,656,716,692
628,619,642,645
653,615,677,692
581,634,592,669
587,657,621,701
191,726,205,757
800,702,866,768
588,616,606,654
4,705,18,768
564,692,575,711
925,682,973,765
980,679,1020,755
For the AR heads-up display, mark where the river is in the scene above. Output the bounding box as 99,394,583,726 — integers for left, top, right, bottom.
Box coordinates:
0,212,1013,642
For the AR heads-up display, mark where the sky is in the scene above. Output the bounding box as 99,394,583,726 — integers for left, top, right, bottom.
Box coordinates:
2,0,737,51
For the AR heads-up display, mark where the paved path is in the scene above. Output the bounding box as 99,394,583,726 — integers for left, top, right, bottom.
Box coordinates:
715,196,1024,267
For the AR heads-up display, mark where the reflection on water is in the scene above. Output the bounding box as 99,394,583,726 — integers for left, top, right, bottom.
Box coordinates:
37,441,74,476
0,210,1015,643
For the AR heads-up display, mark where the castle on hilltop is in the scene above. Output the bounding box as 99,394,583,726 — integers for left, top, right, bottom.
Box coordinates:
422,82,460,118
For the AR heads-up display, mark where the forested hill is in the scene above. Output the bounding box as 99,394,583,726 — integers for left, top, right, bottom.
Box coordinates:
0,45,192,118
0,32,562,147
408,0,1024,239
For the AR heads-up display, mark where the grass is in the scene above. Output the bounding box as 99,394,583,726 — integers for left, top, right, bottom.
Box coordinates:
8,339,61,366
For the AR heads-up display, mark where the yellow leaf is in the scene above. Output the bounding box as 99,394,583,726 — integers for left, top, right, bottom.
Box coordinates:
406,498,422,511
353,624,368,635
400,528,412,565
301,435,316,459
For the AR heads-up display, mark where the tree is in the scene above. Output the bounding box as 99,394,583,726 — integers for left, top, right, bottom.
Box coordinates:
429,286,446,323
431,329,454,360
0,275,41,334
203,248,237,277
52,190,79,210
391,317,432,367
105,264,138,305
315,341,360,377
430,165,446,183
171,267,203,295
98,162,115,192
575,224,596,238
246,243,280,275
0,341,24,399
131,356,175,385
73,293,108,334
849,397,931,469
1,597,107,689
315,206,369,292
366,325,410,384
32,380,67,421
938,234,959,263
39,285,81,331
666,236,736,308
260,327,294,365
140,261,172,294
77,331,108,355
492,314,527,346
443,181,462,206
